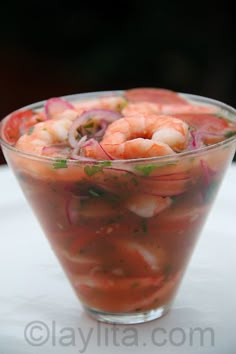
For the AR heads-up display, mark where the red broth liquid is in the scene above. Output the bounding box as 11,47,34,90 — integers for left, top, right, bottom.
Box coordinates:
12,147,234,314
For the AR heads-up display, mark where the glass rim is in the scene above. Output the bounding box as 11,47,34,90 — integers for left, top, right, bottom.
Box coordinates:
0,90,236,165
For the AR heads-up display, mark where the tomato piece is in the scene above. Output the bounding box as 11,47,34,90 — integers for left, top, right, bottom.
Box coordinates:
175,113,229,132
125,88,187,104
2,109,45,145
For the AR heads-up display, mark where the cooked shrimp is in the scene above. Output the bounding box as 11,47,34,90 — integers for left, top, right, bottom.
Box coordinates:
122,102,217,116
73,95,127,115
15,118,72,156
111,238,167,273
84,114,189,159
44,95,127,122
123,271,182,312
124,194,172,218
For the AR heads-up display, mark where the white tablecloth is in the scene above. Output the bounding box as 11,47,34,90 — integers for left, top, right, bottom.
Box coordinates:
0,164,236,354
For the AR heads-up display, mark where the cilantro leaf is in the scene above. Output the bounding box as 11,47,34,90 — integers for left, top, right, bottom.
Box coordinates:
83,122,94,129
84,165,102,176
84,161,112,176
100,161,112,167
141,219,148,233
135,164,157,176
53,159,68,169
88,188,104,197
225,131,236,138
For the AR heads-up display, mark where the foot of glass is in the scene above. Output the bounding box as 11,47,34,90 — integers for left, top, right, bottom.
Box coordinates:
84,304,170,324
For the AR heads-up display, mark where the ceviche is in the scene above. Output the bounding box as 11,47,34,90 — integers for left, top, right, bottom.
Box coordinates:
1,88,236,323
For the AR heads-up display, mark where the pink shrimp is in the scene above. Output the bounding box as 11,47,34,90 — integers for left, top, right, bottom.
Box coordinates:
84,114,190,159
15,117,72,156
124,193,172,217
44,95,127,122
72,95,127,116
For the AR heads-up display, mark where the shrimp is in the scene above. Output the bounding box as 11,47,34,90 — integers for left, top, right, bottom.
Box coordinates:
84,114,190,159
122,102,217,117
44,95,127,121
110,238,167,273
15,118,72,157
124,194,172,218
72,95,127,116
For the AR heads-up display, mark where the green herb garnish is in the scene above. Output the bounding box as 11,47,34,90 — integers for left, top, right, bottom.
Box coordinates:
135,164,156,176
141,219,147,233
84,165,102,176
84,161,112,176
225,131,236,138
83,122,94,129
131,177,138,186
100,161,112,167
88,188,104,197
53,159,68,169
27,126,35,135
171,196,178,202
134,162,176,176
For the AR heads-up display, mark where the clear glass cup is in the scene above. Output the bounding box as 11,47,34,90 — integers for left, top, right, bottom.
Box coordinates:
1,91,236,324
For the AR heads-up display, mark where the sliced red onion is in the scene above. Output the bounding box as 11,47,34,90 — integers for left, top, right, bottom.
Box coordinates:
82,139,114,160
93,119,107,138
42,144,71,158
103,166,136,175
200,159,211,186
71,151,97,162
65,195,83,225
144,172,191,181
70,137,108,161
96,141,114,160
189,130,227,149
143,189,184,197
68,109,121,148
190,130,199,148
70,135,88,157
45,98,75,119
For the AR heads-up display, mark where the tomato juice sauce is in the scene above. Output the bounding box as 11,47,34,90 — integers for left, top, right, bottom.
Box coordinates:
13,147,234,313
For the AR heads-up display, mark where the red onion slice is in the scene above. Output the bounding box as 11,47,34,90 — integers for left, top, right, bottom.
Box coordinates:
189,130,226,149
42,143,71,158
82,139,114,160
200,159,215,187
45,98,75,119
70,137,112,161
68,109,121,148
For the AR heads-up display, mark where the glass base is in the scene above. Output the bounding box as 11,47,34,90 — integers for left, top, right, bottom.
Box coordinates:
84,304,170,324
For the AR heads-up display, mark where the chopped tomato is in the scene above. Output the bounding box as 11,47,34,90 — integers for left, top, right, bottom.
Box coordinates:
125,88,188,104
175,113,230,132
2,109,45,145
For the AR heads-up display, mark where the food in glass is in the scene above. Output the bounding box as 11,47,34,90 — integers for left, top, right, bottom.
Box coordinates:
1,88,236,324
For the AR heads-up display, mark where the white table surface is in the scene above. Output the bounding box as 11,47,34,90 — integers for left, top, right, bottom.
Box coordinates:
0,164,236,354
